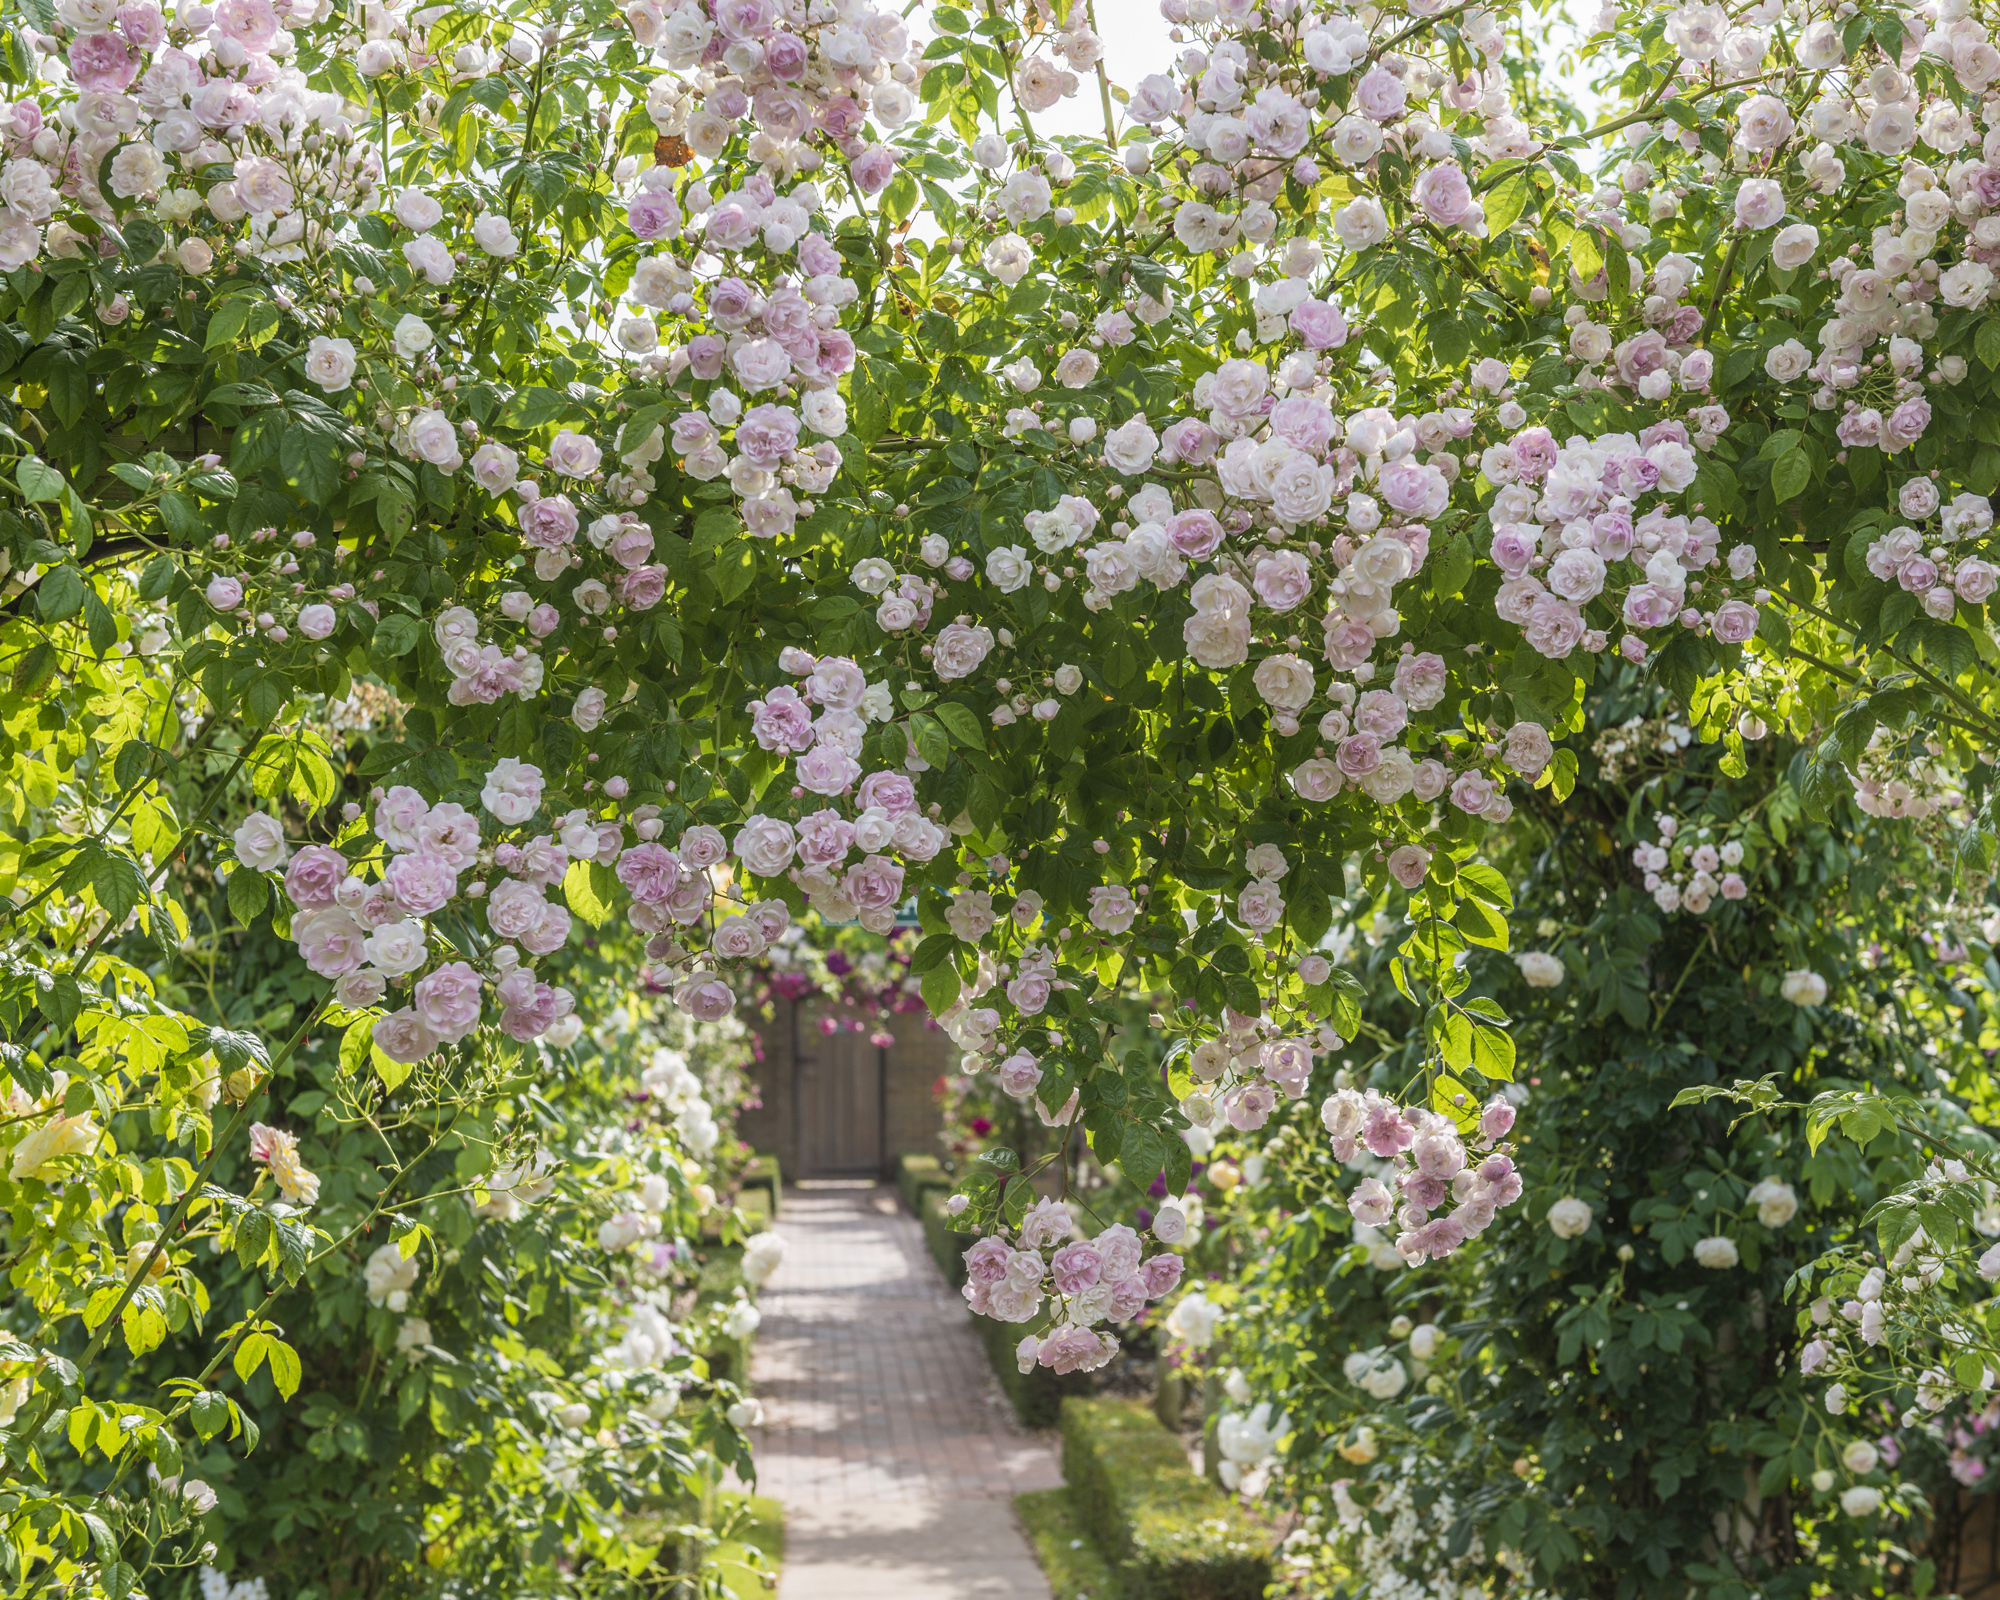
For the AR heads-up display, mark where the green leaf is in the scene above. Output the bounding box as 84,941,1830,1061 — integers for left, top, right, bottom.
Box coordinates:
232,1331,269,1383
279,423,341,506
562,858,613,928
15,456,63,502
92,853,144,924
933,701,986,750
1770,448,1812,503
1472,1024,1516,1082
1481,170,1533,235
36,563,85,623
1455,896,1509,950
920,960,961,1014
373,613,421,658
851,357,898,444
910,712,952,771
1433,530,1474,599
227,868,270,925
204,295,281,351
265,1337,302,1399
190,1390,230,1441
712,543,757,604
1569,226,1604,284
1977,318,2000,371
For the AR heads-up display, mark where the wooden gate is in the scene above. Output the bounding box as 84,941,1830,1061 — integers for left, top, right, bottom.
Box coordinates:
793,1005,883,1177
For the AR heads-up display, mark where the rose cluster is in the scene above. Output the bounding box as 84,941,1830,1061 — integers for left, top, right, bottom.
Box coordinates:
1322,1086,1524,1263
960,1197,1186,1377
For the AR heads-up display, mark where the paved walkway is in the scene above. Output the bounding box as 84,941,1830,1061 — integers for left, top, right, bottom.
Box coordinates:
748,1181,1061,1599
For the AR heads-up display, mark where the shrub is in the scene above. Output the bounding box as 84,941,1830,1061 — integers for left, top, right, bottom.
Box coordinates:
1015,1488,1117,1600
896,1152,950,1214
739,1155,782,1220
970,1307,1092,1429
920,1188,979,1288
1059,1398,1272,1600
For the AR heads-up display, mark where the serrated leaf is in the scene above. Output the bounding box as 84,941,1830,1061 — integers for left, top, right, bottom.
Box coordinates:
16,456,63,502
265,1337,301,1398
226,868,270,925
932,701,986,749
562,858,613,928
1770,447,1812,503
909,711,951,772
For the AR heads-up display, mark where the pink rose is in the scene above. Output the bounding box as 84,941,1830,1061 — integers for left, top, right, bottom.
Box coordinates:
843,854,906,913
1711,600,1759,644
520,901,572,956
1449,772,1497,814
283,845,349,909
997,1052,1043,1097
414,960,485,1044
385,851,458,916
1289,298,1348,349
1050,1242,1103,1294
1292,758,1343,801
1386,844,1431,889
856,770,917,817
675,975,736,1022
372,1008,439,1065
293,907,367,977
617,565,668,610
616,842,682,905
1139,1253,1185,1298
1957,559,1999,603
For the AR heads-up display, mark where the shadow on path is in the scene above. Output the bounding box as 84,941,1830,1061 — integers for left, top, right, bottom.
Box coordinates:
748,1181,1061,1599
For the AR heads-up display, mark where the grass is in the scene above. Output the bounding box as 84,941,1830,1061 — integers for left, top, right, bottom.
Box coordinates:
710,1492,783,1597
1016,1488,1119,1600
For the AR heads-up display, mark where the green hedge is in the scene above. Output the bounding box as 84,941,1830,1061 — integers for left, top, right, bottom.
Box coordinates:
1015,1488,1116,1600
895,1152,950,1214
919,1188,978,1288
917,1192,1088,1426
739,1154,781,1219
970,1307,1093,1429
1059,1398,1272,1600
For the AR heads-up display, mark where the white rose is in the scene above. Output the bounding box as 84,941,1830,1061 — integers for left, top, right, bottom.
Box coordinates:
1102,418,1160,476
801,389,847,436
985,544,1032,593
393,314,435,359
363,920,430,977
1333,195,1388,247
1771,222,1819,270
981,232,1033,285
232,813,290,871
1547,1196,1592,1238
305,335,357,393
1747,1178,1798,1228
1693,1235,1740,1268
1764,339,1812,382
1252,653,1315,711
1780,968,1828,1005
1517,951,1564,987
472,213,519,256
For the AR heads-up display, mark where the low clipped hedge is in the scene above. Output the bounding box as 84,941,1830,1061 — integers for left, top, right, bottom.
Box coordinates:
969,1308,1093,1429
1059,1398,1273,1600
739,1153,781,1219
920,1187,978,1288
895,1152,950,1214
918,1191,1087,1427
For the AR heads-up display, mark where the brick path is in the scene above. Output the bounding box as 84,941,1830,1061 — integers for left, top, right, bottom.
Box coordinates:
748,1181,1061,1599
